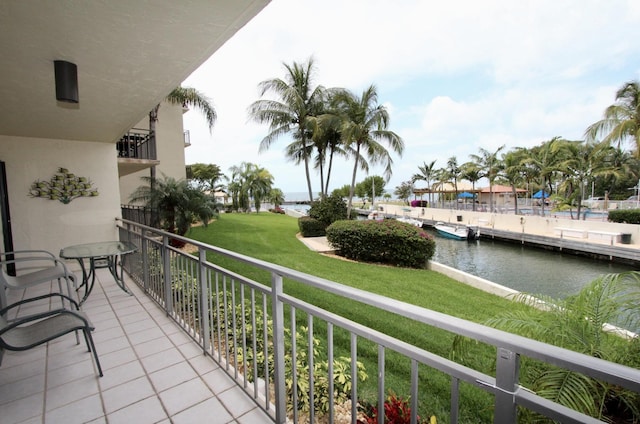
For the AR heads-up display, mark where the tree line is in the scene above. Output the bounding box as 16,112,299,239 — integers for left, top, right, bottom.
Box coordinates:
399,81,640,218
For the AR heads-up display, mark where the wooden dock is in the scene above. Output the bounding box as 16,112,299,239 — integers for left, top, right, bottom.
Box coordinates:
354,208,640,265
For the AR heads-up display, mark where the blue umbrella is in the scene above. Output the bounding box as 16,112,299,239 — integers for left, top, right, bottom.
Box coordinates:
457,192,474,198
532,190,549,199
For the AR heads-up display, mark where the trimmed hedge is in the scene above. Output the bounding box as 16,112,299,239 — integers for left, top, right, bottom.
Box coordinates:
308,193,349,226
608,209,640,224
326,219,436,268
298,216,327,237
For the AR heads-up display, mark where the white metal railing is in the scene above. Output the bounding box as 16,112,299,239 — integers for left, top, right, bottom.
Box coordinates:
116,218,640,424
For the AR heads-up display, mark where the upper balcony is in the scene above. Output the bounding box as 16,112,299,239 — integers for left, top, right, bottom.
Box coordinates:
116,129,159,177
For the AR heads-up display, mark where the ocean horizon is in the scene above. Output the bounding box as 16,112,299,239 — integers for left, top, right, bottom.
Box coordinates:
283,190,396,202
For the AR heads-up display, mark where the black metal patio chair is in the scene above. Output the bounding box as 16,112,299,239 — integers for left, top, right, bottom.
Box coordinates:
0,292,102,377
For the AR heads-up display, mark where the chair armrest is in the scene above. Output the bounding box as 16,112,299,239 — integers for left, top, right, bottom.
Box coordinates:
0,292,80,316
0,250,57,261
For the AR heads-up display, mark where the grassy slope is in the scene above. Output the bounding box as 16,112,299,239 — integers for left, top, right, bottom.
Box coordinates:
187,213,527,422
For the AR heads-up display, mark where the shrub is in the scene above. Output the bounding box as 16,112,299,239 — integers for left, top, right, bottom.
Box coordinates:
326,219,435,268
213,293,368,416
270,206,285,214
608,209,640,224
308,193,349,226
298,216,328,237
359,391,435,424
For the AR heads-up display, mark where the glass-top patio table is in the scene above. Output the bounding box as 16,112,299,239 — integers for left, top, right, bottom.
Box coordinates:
60,240,137,304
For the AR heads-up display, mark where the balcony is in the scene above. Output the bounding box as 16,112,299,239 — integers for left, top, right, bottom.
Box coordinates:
116,129,159,177
0,266,272,423
2,219,640,423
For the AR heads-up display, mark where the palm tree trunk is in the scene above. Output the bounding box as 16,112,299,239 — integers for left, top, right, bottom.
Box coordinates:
347,143,361,218
318,156,325,198
324,148,335,197
303,153,313,203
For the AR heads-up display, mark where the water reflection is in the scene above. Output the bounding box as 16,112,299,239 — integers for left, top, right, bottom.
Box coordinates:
427,229,637,298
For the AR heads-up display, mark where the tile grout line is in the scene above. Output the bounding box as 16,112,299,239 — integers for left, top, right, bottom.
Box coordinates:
95,269,173,422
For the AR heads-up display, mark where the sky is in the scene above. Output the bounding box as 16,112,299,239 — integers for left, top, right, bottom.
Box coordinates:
182,0,640,197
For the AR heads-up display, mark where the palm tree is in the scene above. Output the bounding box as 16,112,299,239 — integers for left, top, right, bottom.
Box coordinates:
460,162,482,211
469,145,505,213
446,156,461,210
430,167,452,208
553,140,618,219
526,138,563,216
268,188,285,208
149,86,216,165
585,80,640,156
412,160,437,206
248,57,325,202
601,147,640,196
186,163,225,192
129,174,216,246
312,98,347,197
501,149,528,215
334,85,404,217
394,181,414,205
147,87,217,224
247,165,274,213
228,162,274,213
454,272,640,423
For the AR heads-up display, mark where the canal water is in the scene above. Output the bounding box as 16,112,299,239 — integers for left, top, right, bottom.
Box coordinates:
426,229,637,299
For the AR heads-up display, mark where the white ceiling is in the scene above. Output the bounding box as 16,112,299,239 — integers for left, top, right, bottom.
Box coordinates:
0,0,270,143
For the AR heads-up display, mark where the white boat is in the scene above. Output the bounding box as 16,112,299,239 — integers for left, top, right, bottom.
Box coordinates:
434,222,472,240
367,210,384,221
396,216,423,227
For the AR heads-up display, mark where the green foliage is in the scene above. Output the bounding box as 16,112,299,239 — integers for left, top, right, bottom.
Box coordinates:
212,293,368,415
360,390,434,424
186,213,545,422
298,216,327,237
452,272,640,423
394,181,414,205
308,192,349,226
129,174,216,244
332,185,351,198
186,163,225,191
608,209,640,224
356,175,386,200
326,219,435,268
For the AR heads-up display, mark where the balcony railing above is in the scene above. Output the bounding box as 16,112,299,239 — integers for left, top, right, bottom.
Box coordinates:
116,128,155,160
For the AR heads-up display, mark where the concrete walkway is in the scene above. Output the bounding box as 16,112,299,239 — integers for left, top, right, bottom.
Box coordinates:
296,234,335,253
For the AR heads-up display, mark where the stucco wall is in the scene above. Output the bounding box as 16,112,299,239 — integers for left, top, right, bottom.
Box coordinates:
0,135,121,255
118,101,187,204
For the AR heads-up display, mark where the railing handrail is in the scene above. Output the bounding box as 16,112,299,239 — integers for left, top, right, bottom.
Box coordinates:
116,218,640,424
116,217,640,394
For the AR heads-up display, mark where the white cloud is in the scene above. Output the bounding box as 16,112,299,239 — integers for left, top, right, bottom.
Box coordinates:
181,0,640,193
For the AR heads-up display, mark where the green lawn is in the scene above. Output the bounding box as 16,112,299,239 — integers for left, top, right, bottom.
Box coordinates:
186,213,529,422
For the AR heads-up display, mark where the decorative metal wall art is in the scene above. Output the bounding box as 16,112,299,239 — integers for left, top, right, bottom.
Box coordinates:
29,167,98,204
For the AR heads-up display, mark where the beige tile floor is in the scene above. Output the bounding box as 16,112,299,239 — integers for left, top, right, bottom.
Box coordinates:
0,268,273,424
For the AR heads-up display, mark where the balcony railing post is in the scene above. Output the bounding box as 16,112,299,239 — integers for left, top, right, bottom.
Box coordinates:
162,235,173,315
271,272,287,423
494,348,519,423
199,248,210,354
141,237,149,293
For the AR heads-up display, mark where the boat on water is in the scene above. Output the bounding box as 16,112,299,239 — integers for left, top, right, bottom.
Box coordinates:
434,221,479,240
396,216,423,227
